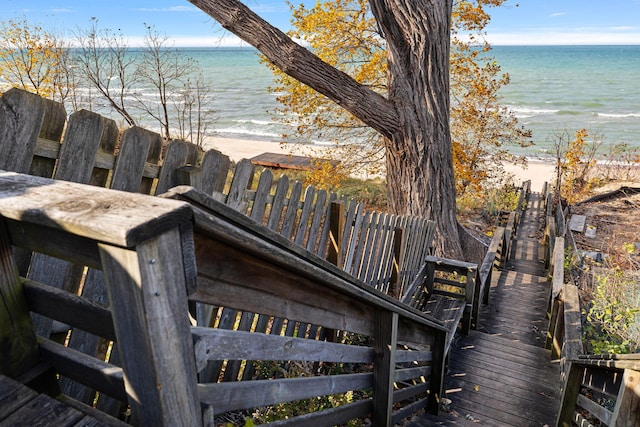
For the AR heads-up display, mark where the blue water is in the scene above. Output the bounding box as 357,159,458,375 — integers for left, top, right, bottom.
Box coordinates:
65,45,640,156
490,45,640,156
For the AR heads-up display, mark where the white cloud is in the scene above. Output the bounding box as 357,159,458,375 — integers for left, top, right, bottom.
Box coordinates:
549,12,567,18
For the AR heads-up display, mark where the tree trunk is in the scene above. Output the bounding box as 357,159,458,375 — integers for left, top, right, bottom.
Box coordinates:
370,0,462,256
188,0,463,257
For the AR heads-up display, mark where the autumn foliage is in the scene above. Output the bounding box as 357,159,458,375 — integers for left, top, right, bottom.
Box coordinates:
0,18,68,101
268,0,532,192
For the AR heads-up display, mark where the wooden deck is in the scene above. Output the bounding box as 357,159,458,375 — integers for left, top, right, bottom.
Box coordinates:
250,152,340,170
0,374,126,426
410,191,562,426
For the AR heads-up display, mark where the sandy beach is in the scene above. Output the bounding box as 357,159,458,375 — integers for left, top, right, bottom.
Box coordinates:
203,135,556,192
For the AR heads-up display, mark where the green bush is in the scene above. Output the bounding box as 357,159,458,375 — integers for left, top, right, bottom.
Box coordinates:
584,266,640,354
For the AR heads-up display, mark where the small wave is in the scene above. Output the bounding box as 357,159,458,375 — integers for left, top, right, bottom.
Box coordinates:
557,110,582,116
597,112,640,118
214,126,281,139
508,106,559,118
236,119,273,126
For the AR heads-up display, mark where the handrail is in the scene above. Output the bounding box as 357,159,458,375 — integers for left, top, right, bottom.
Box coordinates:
166,185,451,424
545,188,640,427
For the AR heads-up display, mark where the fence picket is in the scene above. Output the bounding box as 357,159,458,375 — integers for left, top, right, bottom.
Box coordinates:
0,89,45,174
111,127,157,192
156,140,189,195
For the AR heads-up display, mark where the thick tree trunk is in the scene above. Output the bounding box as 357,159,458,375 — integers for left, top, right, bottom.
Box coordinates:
189,0,463,257
370,0,462,257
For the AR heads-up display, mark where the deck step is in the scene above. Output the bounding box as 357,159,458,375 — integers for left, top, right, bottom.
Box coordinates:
439,190,561,426
406,411,486,426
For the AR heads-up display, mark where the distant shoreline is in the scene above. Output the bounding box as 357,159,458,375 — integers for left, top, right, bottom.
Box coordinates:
203,135,557,192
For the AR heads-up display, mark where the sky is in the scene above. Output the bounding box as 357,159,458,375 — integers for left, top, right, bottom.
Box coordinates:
1,0,640,46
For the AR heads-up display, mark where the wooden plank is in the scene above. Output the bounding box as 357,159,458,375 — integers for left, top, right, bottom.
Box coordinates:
139,131,163,195
38,338,127,402
250,152,339,171
23,279,115,341
305,188,327,253
315,192,336,259
327,200,344,268
99,228,201,426
0,88,45,173
577,394,612,425
191,327,373,371
293,185,316,246
563,284,583,360
55,109,105,183
0,219,39,378
198,372,373,413
265,174,288,231
611,369,640,427
342,201,363,272
281,180,303,239
226,158,254,212
0,374,38,420
5,219,102,270
389,226,404,298
89,117,118,187
111,126,156,192
29,98,67,179
261,399,371,427
0,171,193,248
249,168,273,222
156,140,189,195
373,310,398,426
200,149,231,195
1,393,84,425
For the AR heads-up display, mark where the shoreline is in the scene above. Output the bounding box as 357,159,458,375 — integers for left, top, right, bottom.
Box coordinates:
203,135,557,191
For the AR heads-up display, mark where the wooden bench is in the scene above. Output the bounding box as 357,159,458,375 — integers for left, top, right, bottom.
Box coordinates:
401,256,477,350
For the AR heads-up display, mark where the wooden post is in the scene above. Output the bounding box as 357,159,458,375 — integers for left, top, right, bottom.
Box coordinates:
389,227,404,299
610,369,640,427
0,219,39,378
327,200,345,269
373,310,398,426
461,266,476,335
427,329,447,414
556,362,582,427
99,227,201,427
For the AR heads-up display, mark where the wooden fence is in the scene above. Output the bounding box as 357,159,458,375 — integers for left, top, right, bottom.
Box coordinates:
544,191,640,427
0,88,449,423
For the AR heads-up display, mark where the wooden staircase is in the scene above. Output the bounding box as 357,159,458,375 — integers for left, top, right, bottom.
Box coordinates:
409,191,562,426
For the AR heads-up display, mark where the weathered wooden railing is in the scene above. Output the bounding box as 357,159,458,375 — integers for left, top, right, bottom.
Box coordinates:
0,89,455,423
557,355,640,427
168,185,451,425
467,179,531,329
0,88,438,384
0,171,201,425
0,88,535,425
544,191,640,427
0,171,451,425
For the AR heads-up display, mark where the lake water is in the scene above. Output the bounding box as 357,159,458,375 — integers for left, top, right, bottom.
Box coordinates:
66,45,640,157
